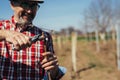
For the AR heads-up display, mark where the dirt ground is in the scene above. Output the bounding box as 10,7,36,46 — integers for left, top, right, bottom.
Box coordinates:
53,39,120,80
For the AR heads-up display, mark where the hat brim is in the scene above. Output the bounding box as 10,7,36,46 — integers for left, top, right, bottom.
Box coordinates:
30,0,44,3
35,1,44,3
9,0,44,3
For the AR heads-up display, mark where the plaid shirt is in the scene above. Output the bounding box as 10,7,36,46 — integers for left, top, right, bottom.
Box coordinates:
0,16,54,80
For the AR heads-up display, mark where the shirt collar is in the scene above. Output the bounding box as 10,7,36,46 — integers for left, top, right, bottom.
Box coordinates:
11,16,16,27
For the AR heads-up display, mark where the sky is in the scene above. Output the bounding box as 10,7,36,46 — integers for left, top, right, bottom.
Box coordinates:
0,0,93,31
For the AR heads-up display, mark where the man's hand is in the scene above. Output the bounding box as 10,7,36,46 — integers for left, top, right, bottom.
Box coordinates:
41,52,65,79
41,52,59,71
2,30,31,51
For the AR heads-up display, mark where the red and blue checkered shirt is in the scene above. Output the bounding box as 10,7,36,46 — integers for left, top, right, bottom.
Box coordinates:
0,16,54,80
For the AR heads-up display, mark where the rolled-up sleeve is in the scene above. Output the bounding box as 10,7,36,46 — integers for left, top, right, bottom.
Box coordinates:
43,66,66,80
54,66,67,79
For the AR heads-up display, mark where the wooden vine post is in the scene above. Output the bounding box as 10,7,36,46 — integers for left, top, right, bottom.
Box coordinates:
71,32,77,72
116,23,120,70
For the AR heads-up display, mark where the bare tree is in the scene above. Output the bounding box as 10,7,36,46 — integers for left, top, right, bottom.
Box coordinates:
113,0,120,22
82,10,95,42
83,0,112,42
110,0,120,40
112,0,120,28
67,26,75,35
89,0,112,30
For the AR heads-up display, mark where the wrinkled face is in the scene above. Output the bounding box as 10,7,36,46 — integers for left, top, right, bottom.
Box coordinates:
10,0,40,26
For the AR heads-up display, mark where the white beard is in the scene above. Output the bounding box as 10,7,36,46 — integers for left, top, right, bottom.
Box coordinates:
16,17,32,27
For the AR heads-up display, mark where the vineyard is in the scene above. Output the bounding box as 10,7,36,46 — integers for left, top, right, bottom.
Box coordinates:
53,37,119,80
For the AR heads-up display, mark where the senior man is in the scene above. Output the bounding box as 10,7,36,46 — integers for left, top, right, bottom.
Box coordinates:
0,0,66,80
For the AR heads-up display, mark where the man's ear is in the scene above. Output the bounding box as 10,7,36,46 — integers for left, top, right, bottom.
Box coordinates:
10,1,18,7
10,1,17,10
10,1,14,5
10,2,14,10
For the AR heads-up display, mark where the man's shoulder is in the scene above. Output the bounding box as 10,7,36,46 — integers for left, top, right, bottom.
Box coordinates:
33,26,50,34
0,20,10,25
33,26,52,38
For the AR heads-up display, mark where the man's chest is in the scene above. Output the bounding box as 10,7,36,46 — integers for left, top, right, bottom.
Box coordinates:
0,40,45,66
